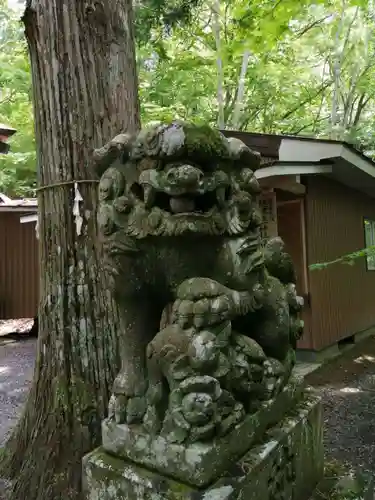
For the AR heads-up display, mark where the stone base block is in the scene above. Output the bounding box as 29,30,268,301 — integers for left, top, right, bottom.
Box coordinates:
83,393,323,500
101,377,304,487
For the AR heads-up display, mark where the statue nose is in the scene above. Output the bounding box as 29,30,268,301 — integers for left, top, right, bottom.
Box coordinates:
166,165,203,187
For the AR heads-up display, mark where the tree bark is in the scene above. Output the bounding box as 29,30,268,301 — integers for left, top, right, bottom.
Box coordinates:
230,50,250,130
330,0,346,138
0,1,140,499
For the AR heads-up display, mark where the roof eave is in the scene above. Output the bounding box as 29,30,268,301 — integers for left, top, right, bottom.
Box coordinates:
20,213,38,223
0,206,38,212
268,137,375,198
255,162,333,180
0,124,17,137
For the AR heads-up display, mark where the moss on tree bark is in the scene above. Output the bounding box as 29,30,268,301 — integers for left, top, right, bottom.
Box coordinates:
0,1,140,499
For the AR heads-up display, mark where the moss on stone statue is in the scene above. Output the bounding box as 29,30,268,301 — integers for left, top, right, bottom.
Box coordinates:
165,482,195,499
181,123,228,160
91,121,307,497
83,395,324,500
85,450,200,499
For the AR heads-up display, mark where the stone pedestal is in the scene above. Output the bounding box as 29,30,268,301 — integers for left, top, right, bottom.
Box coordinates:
82,391,323,500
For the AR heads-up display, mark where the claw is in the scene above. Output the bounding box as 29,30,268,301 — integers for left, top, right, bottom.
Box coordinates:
193,300,210,328
144,185,156,208
108,394,117,420
193,314,205,328
112,394,128,424
176,299,194,328
174,279,235,331
178,315,190,329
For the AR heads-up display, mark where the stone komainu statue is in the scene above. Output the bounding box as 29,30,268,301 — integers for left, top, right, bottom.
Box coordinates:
94,121,304,443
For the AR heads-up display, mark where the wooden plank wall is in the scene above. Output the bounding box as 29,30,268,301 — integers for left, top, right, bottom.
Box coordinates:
276,199,312,349
0,212,39,319
305,176,375,350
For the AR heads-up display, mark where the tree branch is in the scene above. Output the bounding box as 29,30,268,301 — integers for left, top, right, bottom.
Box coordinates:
0,89,17,106
288,116,331,135
331,0,347,136
211,0,225,129
312,59,329,133
280,80,332,121
294,15,332,39
352,93,371,126
223,86,237,123
230,49,251,129
239,108,262,131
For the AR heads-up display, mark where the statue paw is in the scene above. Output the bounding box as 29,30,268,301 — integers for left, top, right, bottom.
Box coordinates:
108,372,148,424
108,393,148,424
173,278,234,329
108,393,128,423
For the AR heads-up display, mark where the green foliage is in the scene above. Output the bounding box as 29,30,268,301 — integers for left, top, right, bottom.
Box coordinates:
0,1,36,198
139,0,375,144
135,0,203,46
309,247,375,270
3,0,375,197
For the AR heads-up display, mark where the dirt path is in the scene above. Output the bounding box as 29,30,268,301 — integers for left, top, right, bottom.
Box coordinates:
306,335,375,473
0,338,36,447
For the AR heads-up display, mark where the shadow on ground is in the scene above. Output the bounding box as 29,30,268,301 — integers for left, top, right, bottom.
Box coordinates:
1,332,375,493
306,336,375,474
0,338,36,447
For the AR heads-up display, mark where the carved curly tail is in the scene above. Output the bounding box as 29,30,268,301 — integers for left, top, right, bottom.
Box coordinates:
93,133,134,178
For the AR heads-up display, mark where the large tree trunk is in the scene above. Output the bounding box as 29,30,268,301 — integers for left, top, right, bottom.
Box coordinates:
0,1,140,499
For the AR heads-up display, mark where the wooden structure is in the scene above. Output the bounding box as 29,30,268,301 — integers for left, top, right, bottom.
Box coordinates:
223,131,375,353
15,131,375,354
0,195,38,319
0,124,38,319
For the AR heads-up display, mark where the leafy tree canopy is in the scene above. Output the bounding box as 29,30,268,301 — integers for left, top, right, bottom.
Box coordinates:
1,0,375,198
0,0,35,197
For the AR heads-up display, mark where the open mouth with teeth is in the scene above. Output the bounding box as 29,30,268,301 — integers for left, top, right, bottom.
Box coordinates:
157,191,220,214
135,164,230,216
138,184,228,215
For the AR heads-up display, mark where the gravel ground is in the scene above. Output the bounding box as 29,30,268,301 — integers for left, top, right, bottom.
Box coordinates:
307,335,375,473
0,337,36,447
1,333,375,494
